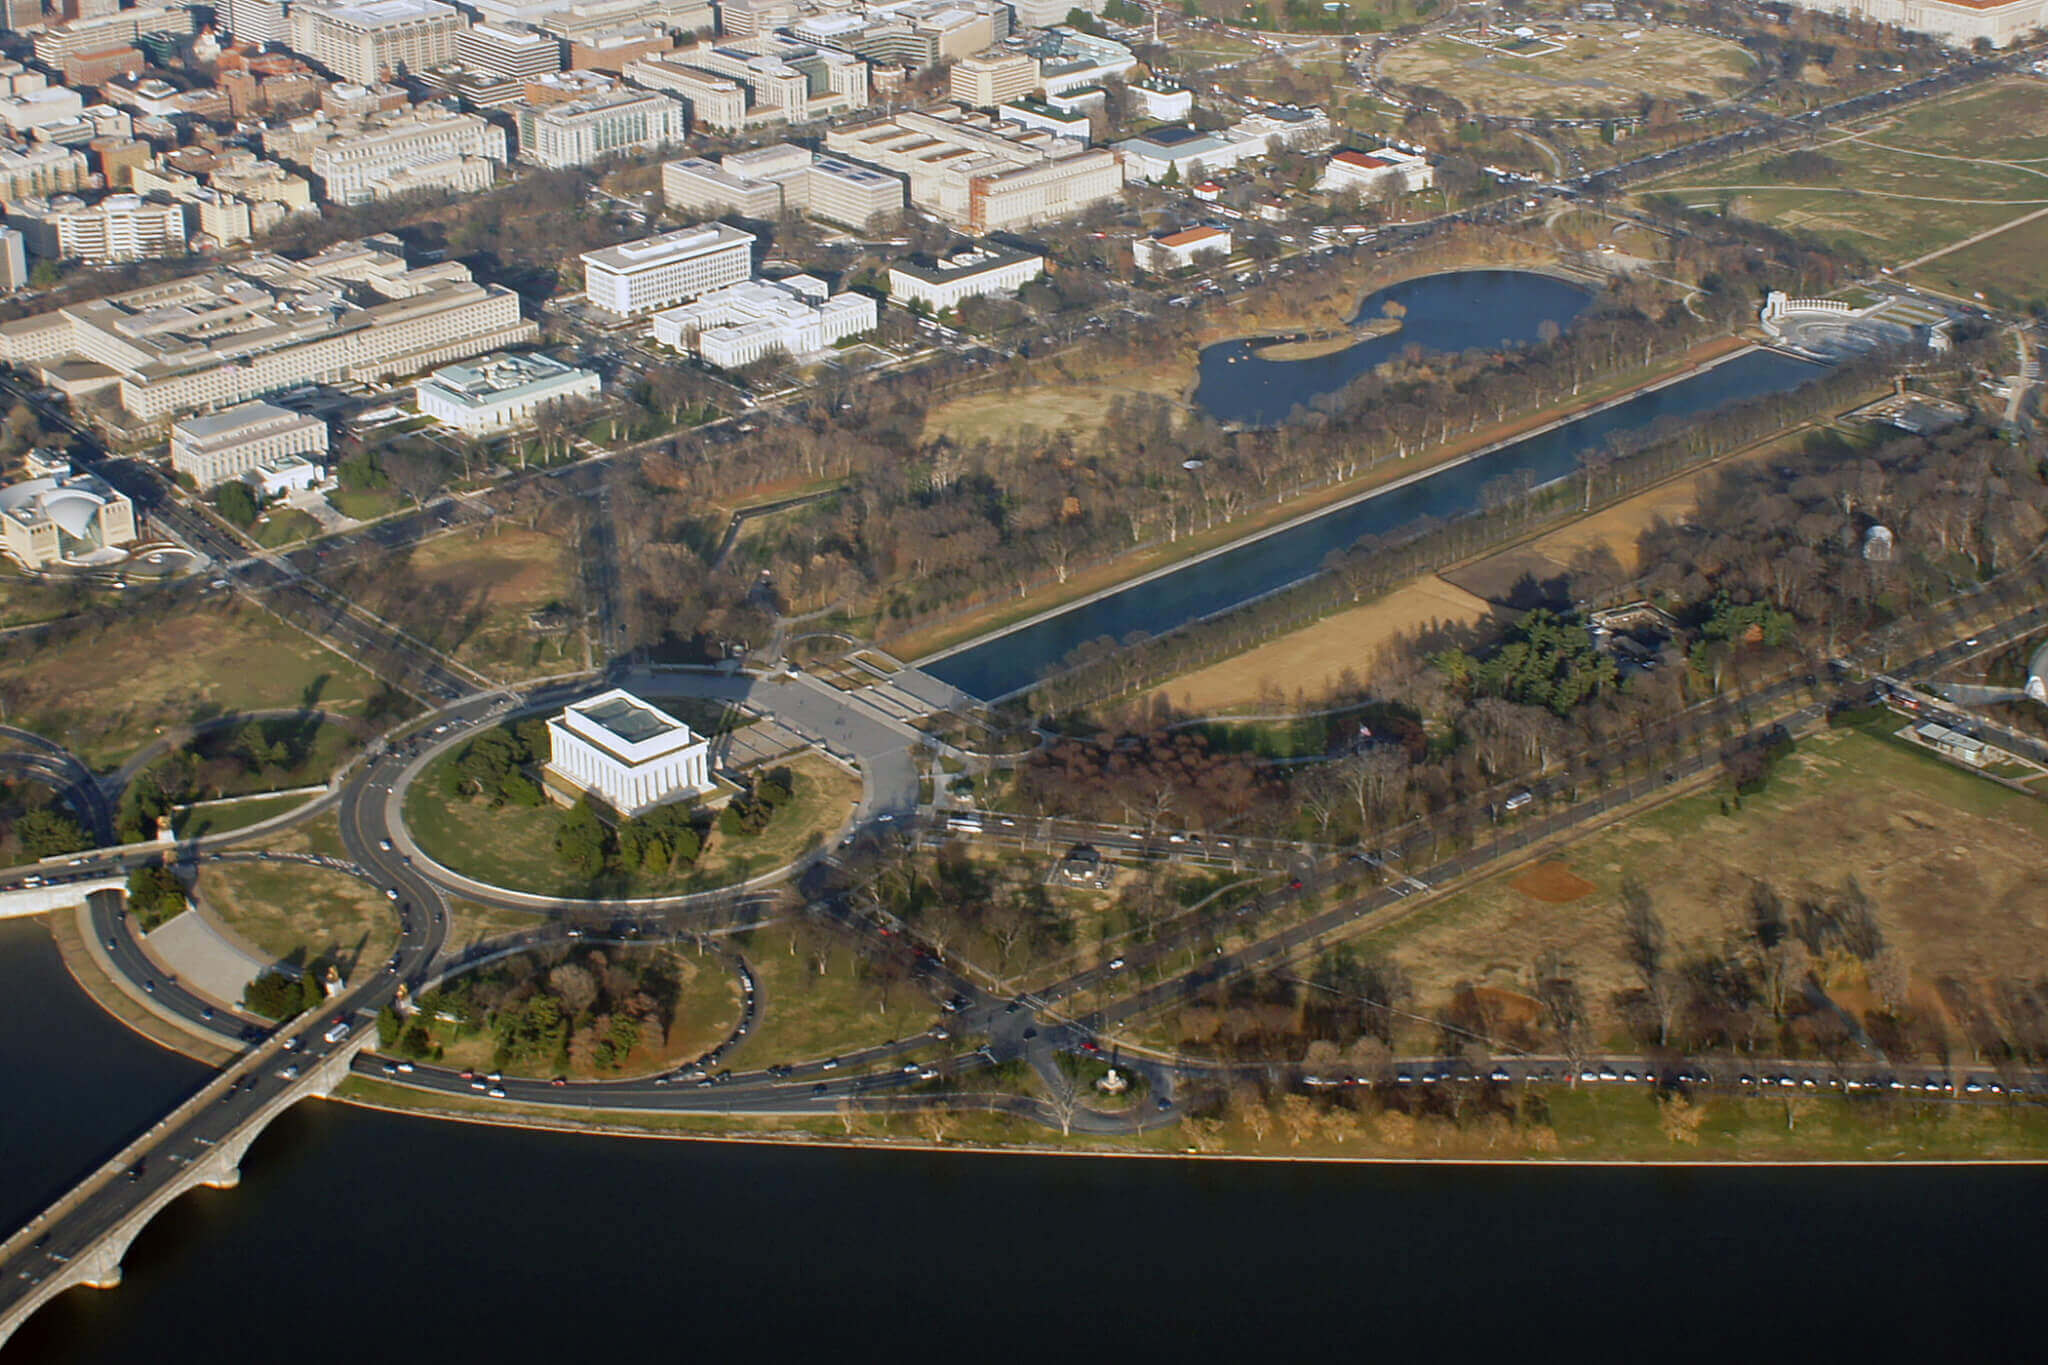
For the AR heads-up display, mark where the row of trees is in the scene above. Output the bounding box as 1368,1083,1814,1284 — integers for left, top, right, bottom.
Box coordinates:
404,946,686,1074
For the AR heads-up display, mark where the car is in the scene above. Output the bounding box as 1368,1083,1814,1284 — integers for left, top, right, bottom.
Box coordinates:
812,1081,829,1094
902,1063,921,1075
487,1087,507,1099
277,1064,301,1080
1107,957,1126,971
106,938,117,951
1022,1027,1038,1040
282,1037,302,1052
200,1007,214,1021
379,839,393,851
929,1027,950,1041
821,1057,840,1070
551,1077,567,1087
395,1061,414,1074
142,979,155,993
459,1069,475,1080
1490,1069,1512,1083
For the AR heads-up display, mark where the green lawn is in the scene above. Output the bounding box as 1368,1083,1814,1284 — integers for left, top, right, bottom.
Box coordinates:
173,791,322,840
252,508,322,549
403,750,857,898
719,921,936,1070
329,487,405,522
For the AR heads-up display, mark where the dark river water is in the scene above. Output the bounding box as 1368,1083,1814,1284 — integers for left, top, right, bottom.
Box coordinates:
4,919,2043,1361
924,335,1821,702
1193,269,1596,427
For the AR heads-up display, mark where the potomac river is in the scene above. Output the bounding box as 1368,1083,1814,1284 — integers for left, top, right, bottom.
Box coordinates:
3,920,2043,1361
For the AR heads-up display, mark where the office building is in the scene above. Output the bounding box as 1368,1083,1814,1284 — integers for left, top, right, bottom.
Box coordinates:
1128,77,1191,121
649,274,875,369
454,21,565,81
0,240,537,423
222,0,291,46
11,193,186,263
0,228,24,290
663,144,903,229
951,51,1037,109
1318,146,1433,198
1134,225,1229,274
579,221,753,315
0,140,90,203
415,350,600,432
999,96,1089,142
1787,0,2047,44
30,4,193,65
170,400,330,489
513,87,686,168
1114,106,1330,183
825,106,1120,230
623,35,867,131
1012,25,1133,95
545,689,713,816
790,0,1007,69
886,245,1042,312
0,461,136,569
288,0,467,84
269,105,506,205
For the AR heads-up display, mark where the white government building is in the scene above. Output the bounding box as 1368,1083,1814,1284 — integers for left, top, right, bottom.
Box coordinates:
651,274,876,369
414,351,600,432
170,400,330,489
580,222,755,316
886,245,1043,312
545,689,713,816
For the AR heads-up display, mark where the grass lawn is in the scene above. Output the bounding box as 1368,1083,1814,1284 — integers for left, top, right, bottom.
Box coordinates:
404,750,858,898
1640,79,2048,269
0,599,390,770
1910,210,2048,310
0,569,100,630
252,811,351,862
328,487,406,522
1296,724,2048,1058
198,859,399,980
443,897,544,952
172,791,322,840
177,715,364,799
720,920,936,1070
320,523,581,681
251,508,321,549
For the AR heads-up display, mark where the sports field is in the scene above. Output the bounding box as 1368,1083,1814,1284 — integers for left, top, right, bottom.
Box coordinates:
1380,22,1753,119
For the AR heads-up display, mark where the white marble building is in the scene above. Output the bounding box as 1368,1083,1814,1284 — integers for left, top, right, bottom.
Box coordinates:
545,689,712,816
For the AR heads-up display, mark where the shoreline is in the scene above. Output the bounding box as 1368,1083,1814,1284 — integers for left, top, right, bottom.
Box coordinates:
332,1087,2048,1169
914,333,1764,682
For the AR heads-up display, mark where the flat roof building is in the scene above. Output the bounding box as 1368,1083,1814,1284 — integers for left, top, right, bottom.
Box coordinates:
1134,225,1230,274
455,21,565,81
650,274,875,369
825,106,1120,231
288,0,468,85
663,144,903,229
0,240,536,424
1318,145,1433,198
580,221,754,316
10,192,186,264
414,350,601,432
546,687,713,816
951,51,1038,109
887,244,1042,312
171,400,331,489
513,86,687,168
270,104,507,206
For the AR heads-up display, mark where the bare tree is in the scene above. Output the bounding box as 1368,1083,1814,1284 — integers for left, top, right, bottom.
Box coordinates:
1621,877,1676,1048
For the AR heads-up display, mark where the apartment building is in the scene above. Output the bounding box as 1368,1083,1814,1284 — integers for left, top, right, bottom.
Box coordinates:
663,144,903,229
170,401,330,489
579,221,754,315
0,140,89,204
288,0,467,84
950,51,1038,110
0,241,537,423
513,87,686,168
268,105,506,205
650,274,874,370
455,21,565,81
30,4,193,65
11,193,186,263
886,245,1042,312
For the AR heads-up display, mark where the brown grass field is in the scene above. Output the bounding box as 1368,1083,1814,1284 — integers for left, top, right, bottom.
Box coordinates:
1380,22,1753,120
0,600,386,769
1163,577,1492,714
1341,726,2048,1051
198,860,399,982
1511,861,1597,903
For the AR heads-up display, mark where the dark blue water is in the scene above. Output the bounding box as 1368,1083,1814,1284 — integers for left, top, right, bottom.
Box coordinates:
1194,269,1596,426
0,918,208,1238
926,347,1823,701
4,915,2044,1362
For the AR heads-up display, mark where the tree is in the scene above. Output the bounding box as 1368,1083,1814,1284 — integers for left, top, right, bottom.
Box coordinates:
554,797,610,877
1620,878,1676,1047
213,481,259,528
245,969,308,1020
16,806,88,859
126,865,186,930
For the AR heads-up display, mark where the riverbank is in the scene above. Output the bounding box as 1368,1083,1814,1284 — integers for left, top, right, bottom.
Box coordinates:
1250,316,1404,362
333,1074,2048,1165
900,331,1755,674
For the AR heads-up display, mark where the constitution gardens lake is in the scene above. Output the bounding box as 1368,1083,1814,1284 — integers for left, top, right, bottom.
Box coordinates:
925,281,1824,702
3,921,2041,1362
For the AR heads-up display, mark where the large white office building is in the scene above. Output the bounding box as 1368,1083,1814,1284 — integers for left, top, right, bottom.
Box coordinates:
650,274,875,369
414,350,601,432
0,240,536,423
10,193,186,263
513,87,687,169
288,0,468,85
663,144,904,229
886,245,1042,312
580,222,754,316
290,105,507,205
170,401,330,488
824,106,1120,232
545,689,713,816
